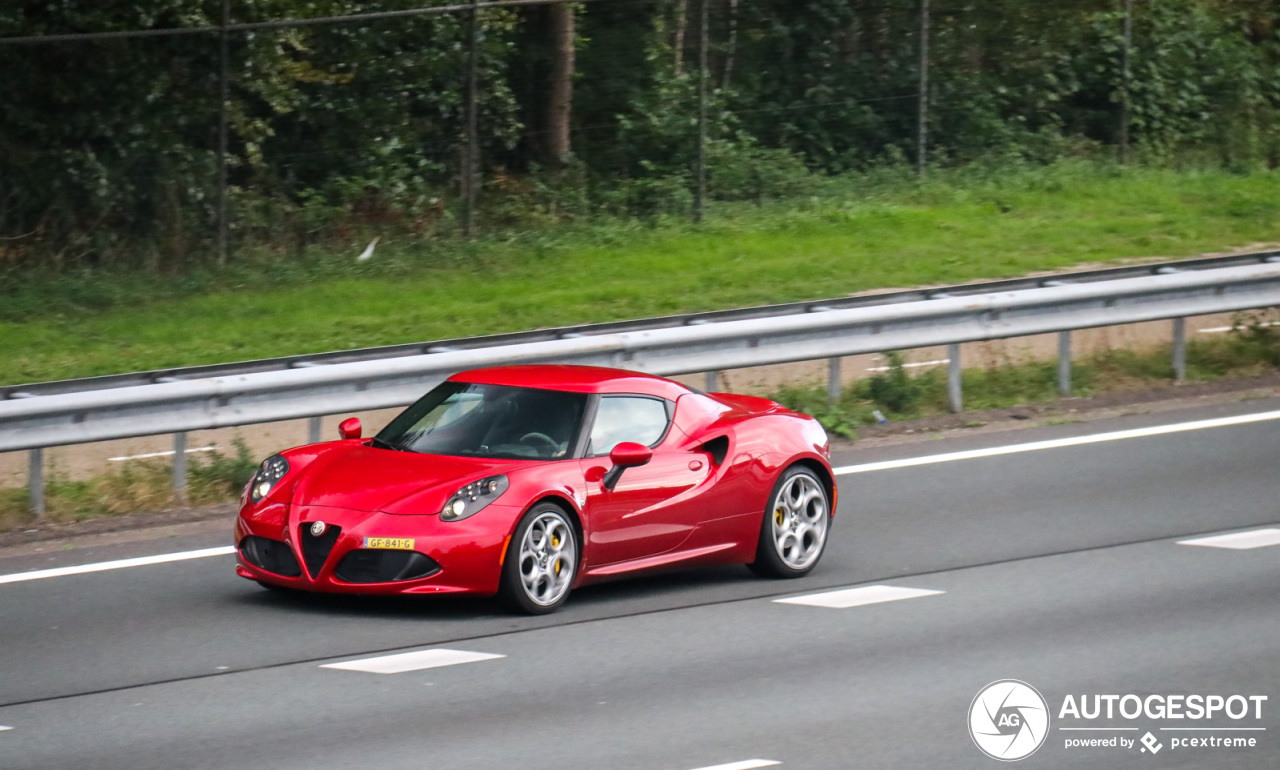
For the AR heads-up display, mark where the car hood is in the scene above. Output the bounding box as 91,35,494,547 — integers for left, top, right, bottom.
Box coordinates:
288,443,533,514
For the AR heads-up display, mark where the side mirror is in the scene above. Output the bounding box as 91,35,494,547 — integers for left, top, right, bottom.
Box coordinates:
603,442,652,490
338,417,362,440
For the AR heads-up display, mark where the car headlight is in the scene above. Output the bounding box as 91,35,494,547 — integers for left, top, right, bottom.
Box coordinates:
441,475,509,521
249,454,290,503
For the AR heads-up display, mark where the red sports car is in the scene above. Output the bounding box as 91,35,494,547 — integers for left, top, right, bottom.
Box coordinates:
234,365,835,613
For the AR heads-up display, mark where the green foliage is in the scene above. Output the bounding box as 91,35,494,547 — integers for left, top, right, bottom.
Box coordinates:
5,1,1279,273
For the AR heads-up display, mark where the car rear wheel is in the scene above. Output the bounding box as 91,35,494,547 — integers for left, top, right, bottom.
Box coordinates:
498,503,579,614
749,465,830,578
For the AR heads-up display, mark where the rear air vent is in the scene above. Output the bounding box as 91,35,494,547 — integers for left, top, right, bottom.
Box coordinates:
700,435,729,465
299,524,342,578
239,536,302,577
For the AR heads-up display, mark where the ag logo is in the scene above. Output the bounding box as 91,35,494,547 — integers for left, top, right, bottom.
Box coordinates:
969,680,1050,761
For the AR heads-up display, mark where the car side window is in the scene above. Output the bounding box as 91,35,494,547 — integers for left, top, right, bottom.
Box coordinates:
588,396,670,456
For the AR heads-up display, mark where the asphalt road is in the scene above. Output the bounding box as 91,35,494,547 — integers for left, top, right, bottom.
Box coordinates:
0,398,1276,769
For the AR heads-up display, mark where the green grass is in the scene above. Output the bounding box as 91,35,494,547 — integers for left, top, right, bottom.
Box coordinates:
774,315,1280,439
4,161,1280,384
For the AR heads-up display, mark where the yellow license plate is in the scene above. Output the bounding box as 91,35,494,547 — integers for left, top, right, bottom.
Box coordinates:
363,537,415,550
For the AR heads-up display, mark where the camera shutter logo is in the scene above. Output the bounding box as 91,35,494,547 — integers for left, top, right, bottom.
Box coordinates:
969,680,1050,761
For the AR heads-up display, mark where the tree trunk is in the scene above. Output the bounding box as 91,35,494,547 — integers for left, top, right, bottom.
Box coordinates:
545,3,575,165
673,0,688,74
722,0,739,89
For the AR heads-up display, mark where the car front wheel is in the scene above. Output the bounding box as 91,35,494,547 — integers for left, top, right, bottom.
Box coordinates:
498,503,579,614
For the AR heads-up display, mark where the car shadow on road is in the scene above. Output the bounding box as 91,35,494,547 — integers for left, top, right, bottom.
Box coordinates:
226,563,774,624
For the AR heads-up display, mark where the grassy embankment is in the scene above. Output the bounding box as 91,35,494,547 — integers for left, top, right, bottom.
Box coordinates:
4,161,1280,384
3,161,1280,528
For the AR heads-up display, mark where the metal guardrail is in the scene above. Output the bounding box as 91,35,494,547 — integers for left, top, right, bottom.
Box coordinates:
4,259,1280,514
5,249,1279,401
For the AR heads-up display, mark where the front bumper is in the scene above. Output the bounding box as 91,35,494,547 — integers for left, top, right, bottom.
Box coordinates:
235,501,518,596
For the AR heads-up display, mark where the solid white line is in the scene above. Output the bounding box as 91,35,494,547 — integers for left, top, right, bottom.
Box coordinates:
774,584,943,609
1178,528,1280,550
688,761,780,770
108,446,217,462
1058,728,1138,731
1199,321,1279,334
0,546,235,585
866,359,949,372
320,648,505,674
834,409,1280,475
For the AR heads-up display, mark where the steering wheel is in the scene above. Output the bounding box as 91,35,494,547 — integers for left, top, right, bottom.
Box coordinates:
518,432,559,453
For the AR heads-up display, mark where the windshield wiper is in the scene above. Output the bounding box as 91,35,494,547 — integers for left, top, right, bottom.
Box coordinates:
369,436,408,452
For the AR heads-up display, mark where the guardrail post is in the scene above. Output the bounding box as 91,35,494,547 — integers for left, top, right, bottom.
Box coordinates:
172,432,188,503
947,343,962,413
1172,317,1187,381
309,416,323,444
1058,331,1072,397
827,357,842,403
705,370,719,392
29,448,45,519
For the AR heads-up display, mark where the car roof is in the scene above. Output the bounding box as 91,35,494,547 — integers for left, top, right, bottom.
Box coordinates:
449,365,692,399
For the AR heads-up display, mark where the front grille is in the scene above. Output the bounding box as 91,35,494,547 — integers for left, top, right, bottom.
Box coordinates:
299,523,342,578
239,536,302,577
334,549,441,584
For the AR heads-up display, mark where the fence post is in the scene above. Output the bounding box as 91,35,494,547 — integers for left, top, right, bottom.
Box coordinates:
1058,330,1072,397
827,357,842,404
947,343,962,413
1172,317,1187,381
173,432,188,502
29,448,45,519
216,0,230,265
462,0,480,237
693,0,709,223
309,416,323,444
916,0,929,176
705,370,719,392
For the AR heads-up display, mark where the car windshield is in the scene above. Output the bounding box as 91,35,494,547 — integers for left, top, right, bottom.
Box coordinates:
374,381,587,460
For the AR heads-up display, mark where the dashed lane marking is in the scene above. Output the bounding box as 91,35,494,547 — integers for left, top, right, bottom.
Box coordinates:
1177,528,1280,550
834,409,1280,476
0,546,235,585
687,761,780,770
774,584,943,609
320,648,505,674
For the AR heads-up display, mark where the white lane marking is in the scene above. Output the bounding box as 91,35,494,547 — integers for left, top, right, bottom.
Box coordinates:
1177,528,1280,550
0,546,235,585
774,584,943,609
320,648,505,674
834,409,1280,475
108,446,218,462
1199,321,1280,334
688,761,780,770
866,358,949,372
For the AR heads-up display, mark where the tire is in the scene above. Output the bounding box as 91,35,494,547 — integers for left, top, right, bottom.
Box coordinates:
748,465,831,578
498,503,580,614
